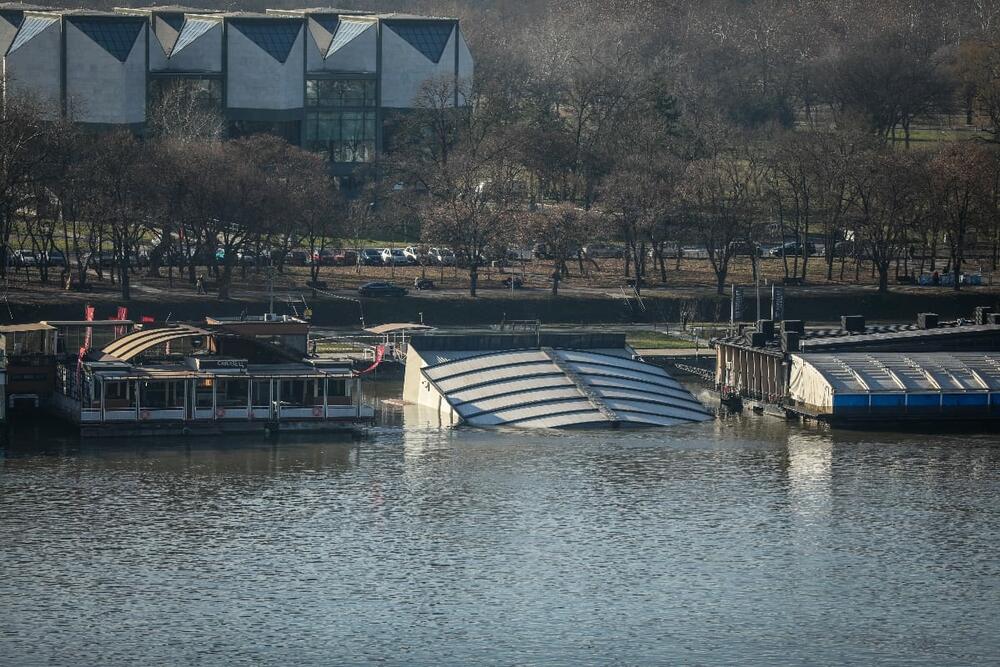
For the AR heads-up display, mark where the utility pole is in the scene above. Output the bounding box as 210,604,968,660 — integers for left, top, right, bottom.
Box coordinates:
267,267,275,318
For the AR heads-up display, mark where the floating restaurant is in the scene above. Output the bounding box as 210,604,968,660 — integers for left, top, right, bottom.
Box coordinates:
714,307,1000,423
1,314,374,437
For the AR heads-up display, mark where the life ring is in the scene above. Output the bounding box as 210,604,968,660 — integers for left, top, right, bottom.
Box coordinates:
312,405,323,418
215,407,226,419
139,409,151,420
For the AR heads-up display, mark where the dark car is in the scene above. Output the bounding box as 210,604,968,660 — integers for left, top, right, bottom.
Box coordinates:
358,281,407,297
413,277,435,290
501,276,524,289
43,250,67,267
769,241,817,257
285,250,310,266
729,240,763,257
358,248,383,266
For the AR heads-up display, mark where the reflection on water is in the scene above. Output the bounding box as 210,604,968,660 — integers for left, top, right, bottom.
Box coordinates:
1,396,999,666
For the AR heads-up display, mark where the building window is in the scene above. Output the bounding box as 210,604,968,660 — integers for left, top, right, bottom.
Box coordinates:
304,110,376,163
305,79,375,108
149,77,222,114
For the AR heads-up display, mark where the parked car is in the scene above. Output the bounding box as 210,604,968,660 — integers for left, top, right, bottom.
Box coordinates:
582,243,624,259
358,248,383,266
87,250,116,268
532,243,552,260
315,248,338,266
12,250,38,267
769,241,817,257
43,250,67,267
381,248,412,266
403,246,431,264
285,249,310,266
358,281,407,297
507,246,534,262
729,240,764,257
333,249,357,266
429,247,456,266
413,277,435,290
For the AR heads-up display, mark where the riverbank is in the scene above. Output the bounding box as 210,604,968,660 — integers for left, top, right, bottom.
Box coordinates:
5,281,999,327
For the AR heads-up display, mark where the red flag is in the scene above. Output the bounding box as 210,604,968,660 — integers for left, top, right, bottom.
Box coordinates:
353,344,385,376
113,306,128,337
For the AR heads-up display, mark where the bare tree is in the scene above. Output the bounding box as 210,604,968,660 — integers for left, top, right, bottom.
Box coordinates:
851,148,924,292
518,203,596,296
930,143,992,290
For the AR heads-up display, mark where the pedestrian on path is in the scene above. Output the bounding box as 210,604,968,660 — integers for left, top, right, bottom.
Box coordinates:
196,274,206,294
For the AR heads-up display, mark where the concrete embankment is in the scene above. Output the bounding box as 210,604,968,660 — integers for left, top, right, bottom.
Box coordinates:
6,288,999,327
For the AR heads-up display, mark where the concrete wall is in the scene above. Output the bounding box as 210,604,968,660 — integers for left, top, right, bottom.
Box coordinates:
457,29,473,104
305,19,328,71
3,18,61,120
226,21,303,112
379,23,456,108
160,20,222,73
0,15,20,56
322,20,375,73
148,22,169,70
65,20,146,125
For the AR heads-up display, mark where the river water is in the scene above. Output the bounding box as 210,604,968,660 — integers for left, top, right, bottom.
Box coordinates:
1,393,999,666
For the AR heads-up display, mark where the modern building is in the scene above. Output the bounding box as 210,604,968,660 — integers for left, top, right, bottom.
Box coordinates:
1,4,473,174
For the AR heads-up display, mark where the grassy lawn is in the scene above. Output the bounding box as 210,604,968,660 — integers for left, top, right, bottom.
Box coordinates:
625,330,698,349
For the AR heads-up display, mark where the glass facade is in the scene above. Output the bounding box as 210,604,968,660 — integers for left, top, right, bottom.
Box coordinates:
305,79,375,108
304,78,377,163
304,110,376,163
149,77,223,113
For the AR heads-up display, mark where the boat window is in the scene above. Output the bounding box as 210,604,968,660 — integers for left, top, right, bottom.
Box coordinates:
195,378,214,408
217,378,249,407
252,379,271,407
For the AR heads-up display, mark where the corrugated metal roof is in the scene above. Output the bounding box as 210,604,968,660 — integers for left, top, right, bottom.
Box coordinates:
422,347,711,429
171,17,215,55
0,322,56,332
8,14,56,54
100,324,210,361
326,18,369,57
795,353,1000,393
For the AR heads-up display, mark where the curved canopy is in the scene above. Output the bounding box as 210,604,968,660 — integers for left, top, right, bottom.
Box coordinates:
422,348,712,429
100,324,211,361
365,323,434,335
789,352,1000,411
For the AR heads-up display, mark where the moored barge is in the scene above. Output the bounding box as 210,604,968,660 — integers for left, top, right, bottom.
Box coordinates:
4,315,375,437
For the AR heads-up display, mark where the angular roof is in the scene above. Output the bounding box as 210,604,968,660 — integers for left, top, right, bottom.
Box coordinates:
326,17,369,57
67,14,144,62
7,13,55,53
384,19,453,63
229,17,300,63
422,347,712,428
170,16,215,56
